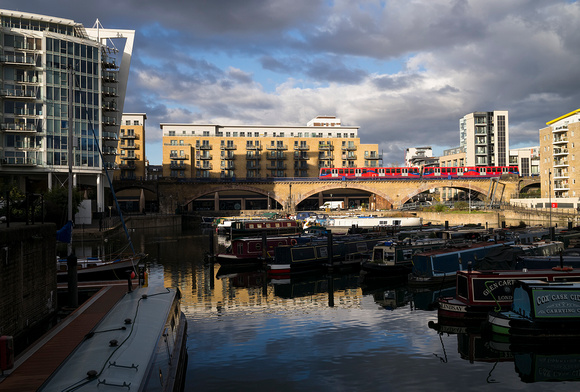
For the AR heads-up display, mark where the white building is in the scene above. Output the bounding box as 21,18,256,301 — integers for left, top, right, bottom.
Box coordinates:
404,146,437,167
460,111,509,167
0,9,134,213
509,146,539,177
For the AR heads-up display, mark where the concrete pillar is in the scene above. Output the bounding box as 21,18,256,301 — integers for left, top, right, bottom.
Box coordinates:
96,174,104,213
47,172,52,190
214,192,219,211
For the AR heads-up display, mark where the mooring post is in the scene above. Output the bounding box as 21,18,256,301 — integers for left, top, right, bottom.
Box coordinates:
67,254,78,308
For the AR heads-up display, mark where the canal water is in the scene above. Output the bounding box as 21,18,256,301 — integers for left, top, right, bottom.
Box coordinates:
123,226,579,391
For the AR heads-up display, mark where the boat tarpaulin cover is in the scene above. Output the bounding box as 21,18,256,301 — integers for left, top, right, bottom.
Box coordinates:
56,220,73,243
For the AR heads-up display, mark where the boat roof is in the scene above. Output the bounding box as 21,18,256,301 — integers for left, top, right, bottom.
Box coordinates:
39,286,179,391
416,240,511,257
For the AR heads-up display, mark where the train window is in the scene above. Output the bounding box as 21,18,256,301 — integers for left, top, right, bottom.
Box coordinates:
396,169,401,174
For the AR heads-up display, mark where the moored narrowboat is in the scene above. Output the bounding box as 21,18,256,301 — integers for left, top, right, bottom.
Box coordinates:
408,240,514,287
438,267,580,321
269,234,388,275
360,238,447,280
487,280,580,339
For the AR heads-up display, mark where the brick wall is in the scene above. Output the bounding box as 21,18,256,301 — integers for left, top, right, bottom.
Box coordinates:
0,224,57,337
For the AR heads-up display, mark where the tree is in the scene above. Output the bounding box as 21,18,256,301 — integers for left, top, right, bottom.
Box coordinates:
44,186,83,226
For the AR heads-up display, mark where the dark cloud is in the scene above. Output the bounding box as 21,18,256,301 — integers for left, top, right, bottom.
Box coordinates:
3,1,580,165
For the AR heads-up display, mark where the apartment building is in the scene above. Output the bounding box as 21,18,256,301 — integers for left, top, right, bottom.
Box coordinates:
509,146,539,177
0,9,134,212
405,146,438,167
539,108,580,198
460,111,509,167
439,146,466,168
160,116,382,179
114,113,146,180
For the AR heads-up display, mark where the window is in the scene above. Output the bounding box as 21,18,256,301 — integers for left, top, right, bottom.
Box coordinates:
254,132,259,137
133,120,139,125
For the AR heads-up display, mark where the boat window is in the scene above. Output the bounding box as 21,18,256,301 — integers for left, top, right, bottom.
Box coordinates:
255,243,261,250
372,248,383,262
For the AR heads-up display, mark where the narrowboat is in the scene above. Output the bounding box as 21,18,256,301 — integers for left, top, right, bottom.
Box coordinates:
227,218,302,237
38,286,188,391
487,280,580,339
438,267,580,321
215,235,316,266
360,238,447,280
56,253,147,283
408,240,514,287
324,216,423,234
269,234,388,275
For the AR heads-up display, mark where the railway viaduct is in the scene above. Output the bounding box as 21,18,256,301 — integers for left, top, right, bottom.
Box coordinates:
114,177,539,213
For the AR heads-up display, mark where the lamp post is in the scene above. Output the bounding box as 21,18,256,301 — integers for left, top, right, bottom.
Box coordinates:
267,192,270,210
468,181,471,213
549,170,552,239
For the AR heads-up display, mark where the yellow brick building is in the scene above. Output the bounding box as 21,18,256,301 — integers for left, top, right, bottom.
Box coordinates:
114,113,147,180
160,116,382,179
539,108,580,199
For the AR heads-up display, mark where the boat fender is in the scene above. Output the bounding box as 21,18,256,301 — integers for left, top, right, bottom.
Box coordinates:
552,266,573,271
290,239,297,246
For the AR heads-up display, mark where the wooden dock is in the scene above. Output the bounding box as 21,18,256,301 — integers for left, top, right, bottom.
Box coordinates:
0,284,130,391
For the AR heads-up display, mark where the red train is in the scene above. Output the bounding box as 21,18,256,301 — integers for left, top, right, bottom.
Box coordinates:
319,165,519,179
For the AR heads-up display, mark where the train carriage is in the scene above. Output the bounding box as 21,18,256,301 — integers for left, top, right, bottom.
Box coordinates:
320,165,519,180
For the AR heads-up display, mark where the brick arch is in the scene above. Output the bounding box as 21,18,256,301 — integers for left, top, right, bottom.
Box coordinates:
293,181,396,207
398,180,491,205
181,183,279,205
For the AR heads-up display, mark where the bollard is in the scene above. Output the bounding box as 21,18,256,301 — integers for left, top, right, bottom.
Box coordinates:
67,254,78,308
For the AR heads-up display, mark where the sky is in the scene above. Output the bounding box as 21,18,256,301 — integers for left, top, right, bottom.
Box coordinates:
4,0,580,165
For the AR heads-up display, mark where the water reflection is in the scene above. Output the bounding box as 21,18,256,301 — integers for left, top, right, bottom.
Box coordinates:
429,317,580,385
122,227,580,391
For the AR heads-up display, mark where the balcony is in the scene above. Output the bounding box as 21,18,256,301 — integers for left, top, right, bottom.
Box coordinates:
102,86,118,97
102,116,117,126
267,164,287,170
246,163,261,170
196,162,213,170
554,159,568,167
102,71,118,83
1,123,38,132
294,152,309,160
294,144,310,150
220,162,235,170
246,145,262,150
102,132,119,141
342,145,357,151
220,144,237,150
119,163,136,170
121,133,139,140
553,148,568,155
553,136,568,144
318,144,333,151
198,144,212,150
170,162,186,170
170,153,190,160
121,143,140,150
266,153,286,160
102,103,118,112
102,148,117,156
196,154,211,160
221,153,235,160
123,154,139,160
0,89,37,99
341,154,356,160
319,154,334,160
0,54,36,66
246,153,261,160
2,156,38,166
364,152,381,160
266,144,288,150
